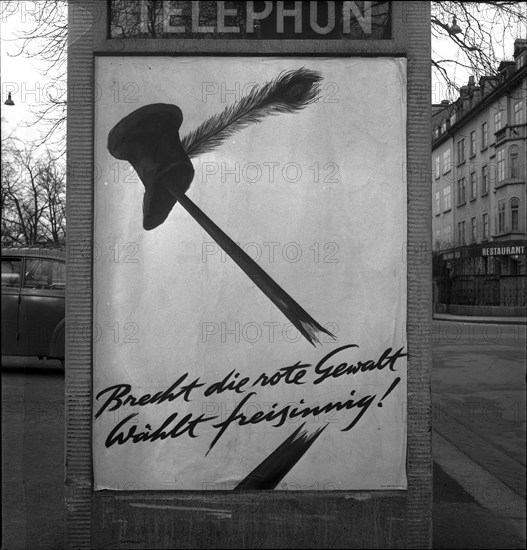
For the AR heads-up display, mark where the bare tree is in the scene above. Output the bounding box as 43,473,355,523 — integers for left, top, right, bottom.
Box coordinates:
1,0,526,149
2,142,45,244
431,1,527,98
1,139,66,245
1,141,26,242
36,151,67,243
1,0,68,153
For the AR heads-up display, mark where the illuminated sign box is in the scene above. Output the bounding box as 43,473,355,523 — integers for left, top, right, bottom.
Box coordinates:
66,1,432,547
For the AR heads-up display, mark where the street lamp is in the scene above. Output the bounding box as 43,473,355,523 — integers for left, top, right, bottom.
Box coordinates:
4,92,15,106
448,16,462,35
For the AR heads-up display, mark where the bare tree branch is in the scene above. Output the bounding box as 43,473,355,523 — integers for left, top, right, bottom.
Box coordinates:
1,139,66,244
432,1,526,98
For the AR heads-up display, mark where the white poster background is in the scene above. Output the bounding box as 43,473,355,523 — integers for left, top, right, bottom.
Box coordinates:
93,57,407,491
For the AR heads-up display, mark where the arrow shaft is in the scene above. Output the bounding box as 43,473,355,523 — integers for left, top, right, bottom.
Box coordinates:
172,191,334,346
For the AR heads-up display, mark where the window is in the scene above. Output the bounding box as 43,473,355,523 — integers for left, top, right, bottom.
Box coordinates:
510,198,520,231
481,165,488,195
482,213,489,240
494,109,503,132
443,225,452,246
442,149,451,174
441,119,447,133
435,229,441,249
471,217,477,242
24,259,65,290
435,156,440,179
443,185,452,211
470,172,477,200
470,131,476,157
481,122,488,149
457,177,466,205
457,220,466,245
450,111,457,125
433,126,440,139
514,100,524,125
1,259,22,288
435,191,441,215
499,201,506,233
497,148,505,182
457,138,465,164
509,146,519,179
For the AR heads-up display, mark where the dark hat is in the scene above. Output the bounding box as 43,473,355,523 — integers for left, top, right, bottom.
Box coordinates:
107,103,195,230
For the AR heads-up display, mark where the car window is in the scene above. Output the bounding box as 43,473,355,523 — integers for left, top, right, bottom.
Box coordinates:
1,259,22,288
24,259,66,290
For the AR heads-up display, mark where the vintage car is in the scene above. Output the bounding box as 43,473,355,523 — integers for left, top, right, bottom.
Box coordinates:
1,247,65,366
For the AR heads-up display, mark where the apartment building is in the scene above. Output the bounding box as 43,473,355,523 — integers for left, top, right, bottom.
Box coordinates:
432,39,526,312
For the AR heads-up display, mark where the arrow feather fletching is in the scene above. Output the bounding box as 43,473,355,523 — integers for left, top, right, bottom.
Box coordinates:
181,67,322,158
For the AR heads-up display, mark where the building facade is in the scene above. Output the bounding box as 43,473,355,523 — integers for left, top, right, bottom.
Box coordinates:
432,39,527,314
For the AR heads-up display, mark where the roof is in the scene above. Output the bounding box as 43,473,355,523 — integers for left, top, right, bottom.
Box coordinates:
1,246,65,260
432,64,527,150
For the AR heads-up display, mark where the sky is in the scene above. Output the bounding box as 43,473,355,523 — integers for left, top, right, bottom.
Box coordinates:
0,1,58,149
0,1,524,151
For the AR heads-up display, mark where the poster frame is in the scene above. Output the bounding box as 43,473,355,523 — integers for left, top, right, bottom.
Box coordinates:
65,1,432,547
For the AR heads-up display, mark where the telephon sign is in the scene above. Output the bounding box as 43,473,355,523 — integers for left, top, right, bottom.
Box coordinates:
110,1,391,40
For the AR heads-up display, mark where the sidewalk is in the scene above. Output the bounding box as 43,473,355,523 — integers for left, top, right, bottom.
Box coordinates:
432,319,526,548
433,461,525,549
433,312,526,325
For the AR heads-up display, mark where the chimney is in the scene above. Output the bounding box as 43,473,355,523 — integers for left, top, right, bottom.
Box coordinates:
514,38,527,59
514,39,526,69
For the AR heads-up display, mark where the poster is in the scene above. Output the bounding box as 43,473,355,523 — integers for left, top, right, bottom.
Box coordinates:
93,57,407,491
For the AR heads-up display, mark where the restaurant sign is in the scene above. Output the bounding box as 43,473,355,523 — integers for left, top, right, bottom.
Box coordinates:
482,244,526,257
441,241,527,261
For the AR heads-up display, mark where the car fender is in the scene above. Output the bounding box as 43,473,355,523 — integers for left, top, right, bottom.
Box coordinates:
49,318,66,360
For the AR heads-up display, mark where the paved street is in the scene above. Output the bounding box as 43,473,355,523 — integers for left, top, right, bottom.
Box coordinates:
432,320,525,470
432,320,526,548
1,320,526,549
1,358,64,550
